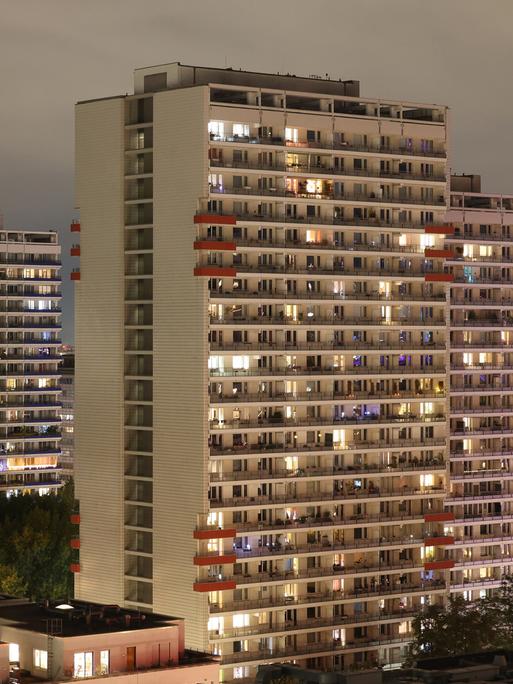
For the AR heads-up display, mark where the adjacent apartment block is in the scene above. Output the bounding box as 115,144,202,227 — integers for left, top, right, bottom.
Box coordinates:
446,174,513,595
75,62,511,680
0,226,62,495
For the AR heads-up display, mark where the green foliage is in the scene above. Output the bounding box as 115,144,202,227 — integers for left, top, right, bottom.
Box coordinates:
408,576,513,663
0,482,74,600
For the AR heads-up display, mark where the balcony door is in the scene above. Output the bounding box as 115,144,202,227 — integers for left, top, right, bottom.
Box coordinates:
126,646,136,672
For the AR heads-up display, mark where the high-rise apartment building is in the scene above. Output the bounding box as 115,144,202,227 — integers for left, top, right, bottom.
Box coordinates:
0,225,62,495
74,62,484,680
446,175,513,595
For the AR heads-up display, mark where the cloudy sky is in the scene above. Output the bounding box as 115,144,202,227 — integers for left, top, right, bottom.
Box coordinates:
1,0,513,341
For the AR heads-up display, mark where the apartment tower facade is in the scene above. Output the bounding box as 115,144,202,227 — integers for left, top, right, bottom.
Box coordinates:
74,63,497,681
0,227,62,495
446,175,513,595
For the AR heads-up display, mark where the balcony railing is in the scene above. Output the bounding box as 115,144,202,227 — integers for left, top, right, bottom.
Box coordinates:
451,319,513,328
210,366,446,380
210,414,445,432
210,341,446,353
453,533,513,545
450,469,511,481
450,300,513,308
451,449,513,460
199,210,432,231
210,185,446,207
210,389,445,404
450,407,513,416
207,237,429,257
210,289,446,304
451,427,513,437
209,580,445,615
210,315,446,327
221,264,441,280
450,364,513,372
211,486,446,509
209,607,418,641
210,158,446,184
210,460,445,483
231,510,430,535
211,437,447,457
210,134,447,159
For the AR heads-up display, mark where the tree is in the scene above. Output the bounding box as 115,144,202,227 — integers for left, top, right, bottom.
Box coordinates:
0,482,74,600
482,575,513,649
407,578,513,663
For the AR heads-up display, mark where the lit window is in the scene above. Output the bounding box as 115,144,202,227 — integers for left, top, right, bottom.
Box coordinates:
74,651,93,678
208,616,224,634
422,545,435,561
208,121,224,138
232,123,249,138
100,650,109,675
232,613,249,628
420,473,434,488
305,179,322,194
398,621,410,634
285,127,299,143
34,649,48,670
9,643,19,662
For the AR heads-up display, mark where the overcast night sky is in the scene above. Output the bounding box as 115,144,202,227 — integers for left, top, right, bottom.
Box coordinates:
1,0,513,343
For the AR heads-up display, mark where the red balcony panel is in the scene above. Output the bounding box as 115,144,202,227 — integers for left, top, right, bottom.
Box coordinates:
424,273,454,282
194,241,236,252
424,560,455,571
70,246,81,257
193,580,236,593
70,514,80,524
194,214,237,225
194,553,237,567
69,563,81,573
194,267,237,277
424,536,455,546
424,512,454,523
70,271,81,281
425,225,455,235
424,249,455,259
193,528,236,540
70,538,80,549
70,221,81,232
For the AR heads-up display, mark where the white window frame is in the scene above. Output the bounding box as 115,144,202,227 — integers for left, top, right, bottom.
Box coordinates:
34,649,48,670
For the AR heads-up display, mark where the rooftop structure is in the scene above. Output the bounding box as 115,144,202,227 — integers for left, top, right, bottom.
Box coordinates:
0,597,219,682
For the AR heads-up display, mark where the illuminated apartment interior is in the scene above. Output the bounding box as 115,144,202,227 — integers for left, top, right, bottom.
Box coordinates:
0,227,62,495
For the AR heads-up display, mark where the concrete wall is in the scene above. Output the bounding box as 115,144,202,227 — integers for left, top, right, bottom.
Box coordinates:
151,85,210,651
74,97,126,604
69,661,219,683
